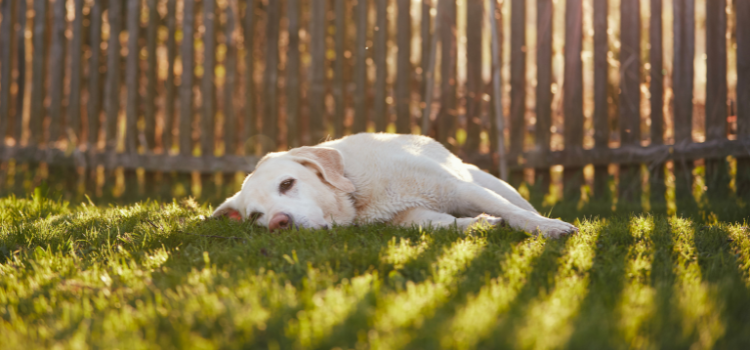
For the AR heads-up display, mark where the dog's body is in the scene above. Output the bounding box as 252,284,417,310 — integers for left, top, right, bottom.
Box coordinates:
213,133,577,237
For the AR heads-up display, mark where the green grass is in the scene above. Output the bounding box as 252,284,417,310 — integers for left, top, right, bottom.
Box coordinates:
1,189,749,349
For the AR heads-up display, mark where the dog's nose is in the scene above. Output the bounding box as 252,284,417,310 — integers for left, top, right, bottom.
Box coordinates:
269,213,291,231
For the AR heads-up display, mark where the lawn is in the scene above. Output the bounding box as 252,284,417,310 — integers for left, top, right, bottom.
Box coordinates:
1,187,749,349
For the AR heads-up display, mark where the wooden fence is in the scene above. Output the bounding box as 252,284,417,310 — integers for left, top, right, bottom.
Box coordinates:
0,0,748,204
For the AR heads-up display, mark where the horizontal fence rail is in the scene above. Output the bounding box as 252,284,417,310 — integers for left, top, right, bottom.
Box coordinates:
0,0,748,204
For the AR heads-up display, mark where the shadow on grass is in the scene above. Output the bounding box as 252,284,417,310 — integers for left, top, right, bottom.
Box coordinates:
471,234,572,349
693,224,750,348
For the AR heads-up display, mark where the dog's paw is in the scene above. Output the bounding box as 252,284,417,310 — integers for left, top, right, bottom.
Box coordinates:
534,217,578,238
468,214,505,229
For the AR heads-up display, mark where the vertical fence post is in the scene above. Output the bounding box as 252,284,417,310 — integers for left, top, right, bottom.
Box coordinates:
593,0,609,201
704,0,729,199
144,0,158,151
163,0,177,153
263,0,279,150
464,0,482,153
649,0,666,209
509,0,525,187
0,0,13,144
333,0,345,138
673,0,695,210
536,0,553,200
105,0,123,153
420,0,431,126
87,0,102,148
242,0,256,154
14,0,26,145
125,0,140,154
29,0,47,145
437,0,456,148
180,0,195,156
48,0,66,145
286,0,300,148
309,0,326,142
68,0,84,142
421,0,440,136
737,0,750,197
618,0,641,206
490,0,507,181
563,0,583,201
353,0,368,134
373,0,387,133
202,0,217,157
224,0,238,154
396,0,411,134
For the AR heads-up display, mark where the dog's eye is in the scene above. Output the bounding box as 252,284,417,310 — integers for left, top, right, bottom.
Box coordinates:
279,179,295,193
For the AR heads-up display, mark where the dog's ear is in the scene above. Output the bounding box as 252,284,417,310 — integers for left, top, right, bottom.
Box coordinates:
289,147,356,193
212,194,243,221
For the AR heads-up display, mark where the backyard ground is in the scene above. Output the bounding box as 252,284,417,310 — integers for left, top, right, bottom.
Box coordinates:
0,186,749,349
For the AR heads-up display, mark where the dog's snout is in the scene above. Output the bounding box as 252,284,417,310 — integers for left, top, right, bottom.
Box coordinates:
269,213,292,231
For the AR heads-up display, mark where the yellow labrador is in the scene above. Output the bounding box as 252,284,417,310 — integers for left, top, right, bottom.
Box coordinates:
213,133,577,238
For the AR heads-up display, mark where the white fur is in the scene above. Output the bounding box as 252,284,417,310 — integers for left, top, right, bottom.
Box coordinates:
212,133,577,238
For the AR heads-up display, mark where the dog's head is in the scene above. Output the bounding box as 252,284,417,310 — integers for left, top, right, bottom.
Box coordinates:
212,146,356,230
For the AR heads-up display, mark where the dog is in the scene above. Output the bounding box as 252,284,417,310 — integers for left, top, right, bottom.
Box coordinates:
212,133,578,238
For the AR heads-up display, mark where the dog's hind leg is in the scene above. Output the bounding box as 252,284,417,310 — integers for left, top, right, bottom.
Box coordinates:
466,165,538,214
391,207,504,231
453,182,577,238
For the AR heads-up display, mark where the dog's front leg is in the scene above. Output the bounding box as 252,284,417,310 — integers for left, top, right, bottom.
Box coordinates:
391,207,503,231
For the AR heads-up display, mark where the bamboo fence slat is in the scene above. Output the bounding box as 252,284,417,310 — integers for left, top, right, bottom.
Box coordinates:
164,0,177,153
145,0,158,151
87,0,102,147
333,0,345,138
738,0,750,196
224,1,238,154
29,0,47,144
48,0,66,144
437,0,456,148
0,0,13,142
536,0,553,193
509,0,525,185
105,0,123,152
649,0,666,205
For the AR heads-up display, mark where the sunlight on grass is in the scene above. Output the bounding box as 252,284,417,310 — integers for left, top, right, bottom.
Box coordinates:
366,235,486,349
287,273,375,349
380,235,431,269
514,220,599,350
615,216,656,348
672,217,725,349
442,236,547,349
